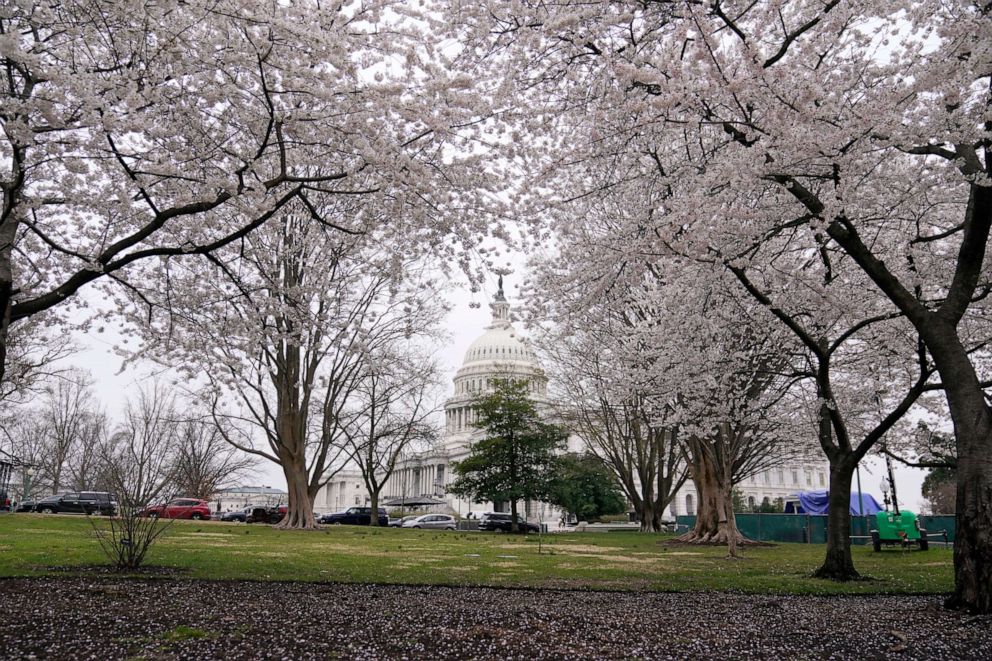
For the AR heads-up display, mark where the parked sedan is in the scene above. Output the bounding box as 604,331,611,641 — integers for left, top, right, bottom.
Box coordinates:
389,515,419,528
401,514,457,530
139,498,212,520
220,507,253,522
14,499,36,512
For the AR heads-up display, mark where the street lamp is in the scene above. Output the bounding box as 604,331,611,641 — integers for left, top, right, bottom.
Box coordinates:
23,467,35,503
880,478,891,512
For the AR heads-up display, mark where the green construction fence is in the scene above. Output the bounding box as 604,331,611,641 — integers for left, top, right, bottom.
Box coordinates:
674,513,955,544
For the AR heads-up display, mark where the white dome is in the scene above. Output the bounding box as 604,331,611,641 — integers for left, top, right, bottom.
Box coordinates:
462,326,538,366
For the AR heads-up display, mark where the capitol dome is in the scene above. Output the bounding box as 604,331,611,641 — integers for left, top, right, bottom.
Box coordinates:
462,326,539,366
444,279,547,435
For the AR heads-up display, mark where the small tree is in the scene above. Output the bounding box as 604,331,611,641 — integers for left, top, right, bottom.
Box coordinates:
344,352,442,526
545,453,627,523
448,380,566,532
91,384,179,570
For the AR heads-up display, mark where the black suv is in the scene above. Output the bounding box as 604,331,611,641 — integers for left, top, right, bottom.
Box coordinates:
246,506,286,524
319,507,388,526
35,491,116,515
479,512,540,533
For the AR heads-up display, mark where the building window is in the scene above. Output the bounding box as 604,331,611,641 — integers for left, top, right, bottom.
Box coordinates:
763,472,771,485
791,469,798,485
805,470,812,486
747,496,755,510
777,469,784,485
686,493,695,515
818,472,825,487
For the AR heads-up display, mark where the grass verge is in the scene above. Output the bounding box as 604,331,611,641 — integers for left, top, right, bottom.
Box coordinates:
0,514,952,595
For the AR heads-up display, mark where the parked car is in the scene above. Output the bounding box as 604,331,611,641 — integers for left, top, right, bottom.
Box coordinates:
402,514,457,530
318,507,388,526
220,507,253,522
478,512,540,533
139,498,211,520
246,506,286,524
35,491,117,515
389,515,420,528
14,499,36,512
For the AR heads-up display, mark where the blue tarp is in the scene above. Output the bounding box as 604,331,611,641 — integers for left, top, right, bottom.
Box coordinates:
787,490,883,515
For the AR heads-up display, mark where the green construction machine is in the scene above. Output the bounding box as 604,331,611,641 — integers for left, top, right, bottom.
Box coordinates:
870,510,928,551
869,453,928,551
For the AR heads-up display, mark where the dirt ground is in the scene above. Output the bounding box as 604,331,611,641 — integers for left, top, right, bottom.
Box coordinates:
1,577,990,660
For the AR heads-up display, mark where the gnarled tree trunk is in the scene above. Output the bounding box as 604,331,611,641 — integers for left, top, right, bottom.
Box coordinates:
676,436,747,556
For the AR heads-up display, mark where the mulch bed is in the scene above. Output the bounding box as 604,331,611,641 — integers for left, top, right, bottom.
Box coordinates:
2,576,990,659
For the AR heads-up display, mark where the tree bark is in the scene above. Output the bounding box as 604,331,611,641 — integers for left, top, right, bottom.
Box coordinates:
276,452,317,530
813,458,859,580
638,499,659,533
922,323,992,612
676,445,746,550
510,499,519,533
369,490,381,526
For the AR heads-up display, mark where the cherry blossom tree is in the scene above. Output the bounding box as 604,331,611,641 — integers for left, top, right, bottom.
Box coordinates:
1,0,497,385
0,314,74,409
538,308,686,533
453,0,992,612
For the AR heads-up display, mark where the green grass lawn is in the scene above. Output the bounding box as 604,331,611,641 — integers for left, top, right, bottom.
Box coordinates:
0,514,953,595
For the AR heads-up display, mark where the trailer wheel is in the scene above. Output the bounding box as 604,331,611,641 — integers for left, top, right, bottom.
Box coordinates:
871,530,881,552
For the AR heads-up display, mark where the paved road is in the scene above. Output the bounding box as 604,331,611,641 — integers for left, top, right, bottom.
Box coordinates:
2,577,990,659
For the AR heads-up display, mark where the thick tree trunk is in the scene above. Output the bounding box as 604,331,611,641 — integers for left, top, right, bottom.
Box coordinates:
948,454,992,613
676,448,746,551
276,455,317,530
813,458,859,580
650,508,665,534
638,499,660,533
510,499,519,533
924,324,992,613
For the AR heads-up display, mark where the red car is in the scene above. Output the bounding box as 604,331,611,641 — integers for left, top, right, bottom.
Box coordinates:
140,498,212,520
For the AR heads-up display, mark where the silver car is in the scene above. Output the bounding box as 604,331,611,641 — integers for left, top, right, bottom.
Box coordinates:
389,515,420,528
402,514,457,530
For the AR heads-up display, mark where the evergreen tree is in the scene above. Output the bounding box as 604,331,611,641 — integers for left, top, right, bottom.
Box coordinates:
448,380,566,532
546,453,627,522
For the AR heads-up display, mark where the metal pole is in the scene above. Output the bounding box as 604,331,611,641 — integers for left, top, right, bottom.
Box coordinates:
885,454,900,515
855,463,865,540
